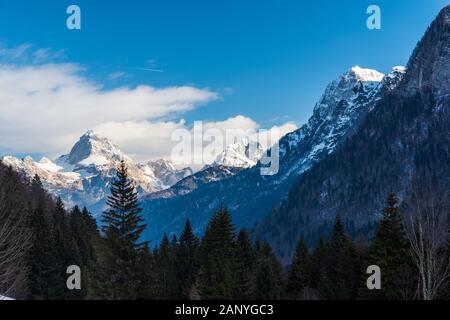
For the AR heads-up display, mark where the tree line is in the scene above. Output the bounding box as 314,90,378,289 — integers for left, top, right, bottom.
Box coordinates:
1,160,449,300
0,163,99,299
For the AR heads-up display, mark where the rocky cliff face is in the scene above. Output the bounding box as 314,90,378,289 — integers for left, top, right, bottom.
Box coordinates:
401,7,450,99
254,6,450,263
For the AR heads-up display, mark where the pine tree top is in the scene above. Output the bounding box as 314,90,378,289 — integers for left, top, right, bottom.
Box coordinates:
102,160,147,250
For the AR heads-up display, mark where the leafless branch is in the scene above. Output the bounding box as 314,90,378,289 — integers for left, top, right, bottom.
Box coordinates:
404,180,450,300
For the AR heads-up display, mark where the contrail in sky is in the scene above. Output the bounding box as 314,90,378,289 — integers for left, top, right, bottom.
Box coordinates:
131,67,164,73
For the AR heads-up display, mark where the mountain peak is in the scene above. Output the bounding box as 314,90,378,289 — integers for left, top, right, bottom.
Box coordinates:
402,5,450,98
81,130,100,139
214,138,264,168
64,131,125,166
439,5,450,22
349,66,385,82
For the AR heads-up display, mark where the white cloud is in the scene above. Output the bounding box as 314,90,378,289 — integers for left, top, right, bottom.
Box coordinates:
0,44,65,64
32,48,65,63
93,116,296,169
93,116,258,162
0,47,297,168
0,43,32,60
0,63,218,156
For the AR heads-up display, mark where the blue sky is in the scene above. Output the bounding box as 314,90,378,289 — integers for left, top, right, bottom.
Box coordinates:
0,0,447,161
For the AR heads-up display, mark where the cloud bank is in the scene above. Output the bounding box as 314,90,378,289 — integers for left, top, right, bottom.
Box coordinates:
0,45,297,167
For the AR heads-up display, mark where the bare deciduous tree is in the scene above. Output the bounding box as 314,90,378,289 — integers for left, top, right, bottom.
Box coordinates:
404,182,450,300
0,165,32,299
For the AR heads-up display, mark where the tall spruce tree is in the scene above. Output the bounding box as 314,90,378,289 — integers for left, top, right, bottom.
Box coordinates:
365,193,416,300
28,181,66,300
99,160,147,299
198,207,238,299
66,206,99,299
102,161,147,250
286,237,311,299
235,229,255,300
318,215,359,300
252,241,284,300
175,220,200,299
309,238,327,290
135,243,155,299
154,234,177,299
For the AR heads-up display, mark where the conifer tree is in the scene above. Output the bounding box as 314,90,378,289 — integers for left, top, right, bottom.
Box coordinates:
30,174,47,206
309,238,327,290
286,237,311,299
81,207,98,234
252,241,284,300
102,161,147,251
27,178,66,300
365,193,416,300
99,160,147,299
235,229,255,300
66,206,99,299
135,244,155,300
198,207,238,299
154,234,177,299
318,215,359,300
28,203,66,300
1,166,102,300
175,220,200,299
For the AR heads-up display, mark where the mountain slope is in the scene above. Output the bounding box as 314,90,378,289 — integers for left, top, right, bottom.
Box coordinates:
141,65,398,244
146,136,266,200
254,5,450,262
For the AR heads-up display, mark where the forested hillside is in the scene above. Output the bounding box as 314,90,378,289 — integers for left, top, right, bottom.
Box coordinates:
0,161,100,299
255,6,450,262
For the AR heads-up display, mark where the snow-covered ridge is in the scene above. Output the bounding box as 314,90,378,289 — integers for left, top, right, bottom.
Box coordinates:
214,137,265,168
279,66,390,161
350,66,385,82
138,159,193,189
263,65,405,183
1,130,264,211
1,131,193,210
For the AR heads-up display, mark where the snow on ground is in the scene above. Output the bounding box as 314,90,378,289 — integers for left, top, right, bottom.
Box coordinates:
0,295,14,300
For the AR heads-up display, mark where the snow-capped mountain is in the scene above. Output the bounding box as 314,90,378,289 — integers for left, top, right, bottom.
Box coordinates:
145,165,243,200
138,159,193,189
144,136,267,201
277,66,387,175
144,138,264,201
1,131,192,211
214,138,265,168
140,66,405,244
1,129,266,212
256,6,450,261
